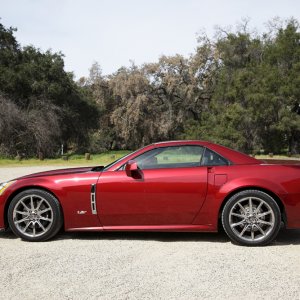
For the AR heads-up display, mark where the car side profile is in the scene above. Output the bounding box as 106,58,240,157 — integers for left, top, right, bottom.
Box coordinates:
0,140,300,246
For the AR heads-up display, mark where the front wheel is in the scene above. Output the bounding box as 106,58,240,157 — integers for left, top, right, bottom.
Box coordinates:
222,190,281,246
8,189,63,242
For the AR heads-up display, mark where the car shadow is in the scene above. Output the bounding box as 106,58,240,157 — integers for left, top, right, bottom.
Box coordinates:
57,230,230,243
272,228,300,246
1,228,299,245
0,230,17,240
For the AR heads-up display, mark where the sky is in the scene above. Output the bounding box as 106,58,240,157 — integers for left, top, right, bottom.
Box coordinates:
1,0,300,78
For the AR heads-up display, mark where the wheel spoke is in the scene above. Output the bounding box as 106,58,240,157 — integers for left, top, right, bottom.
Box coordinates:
258,219,273,226
15,216,28,224
231,220,245,228
39,216,52,222
36,199,44,210
239,225,249,237
30,196,34,210
258,211,272,218
37,221,46,232
249,198,253,213
16,210,29,216
254,224,266,236
39,208,51,214
231,212,245,219
20,200,30,211
255,201,264,213
22,221,31,233
237,203,246,214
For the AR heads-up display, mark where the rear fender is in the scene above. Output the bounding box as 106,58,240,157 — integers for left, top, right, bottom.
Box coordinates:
192,177,287,229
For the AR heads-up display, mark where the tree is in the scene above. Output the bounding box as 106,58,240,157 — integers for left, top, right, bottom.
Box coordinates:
0,21,99,157
182,18,300,154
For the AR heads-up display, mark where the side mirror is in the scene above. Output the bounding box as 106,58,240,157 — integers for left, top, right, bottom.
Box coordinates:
125,160,142,179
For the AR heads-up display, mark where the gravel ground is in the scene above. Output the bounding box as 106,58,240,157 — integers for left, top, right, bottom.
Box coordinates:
0,166,300,300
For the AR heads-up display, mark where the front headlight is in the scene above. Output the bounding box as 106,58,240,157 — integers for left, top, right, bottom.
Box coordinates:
0,181,15,195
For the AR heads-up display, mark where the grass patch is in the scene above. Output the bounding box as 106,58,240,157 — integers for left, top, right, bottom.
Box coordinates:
1,151,299,168
0,150,131,167
255,155,300,160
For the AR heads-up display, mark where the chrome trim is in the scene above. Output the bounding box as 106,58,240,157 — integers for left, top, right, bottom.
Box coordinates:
91,184,97,214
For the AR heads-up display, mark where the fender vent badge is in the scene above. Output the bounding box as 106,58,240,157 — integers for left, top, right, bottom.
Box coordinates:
91,184,97,214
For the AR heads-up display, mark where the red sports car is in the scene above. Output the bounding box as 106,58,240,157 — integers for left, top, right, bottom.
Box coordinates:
0,140,300,246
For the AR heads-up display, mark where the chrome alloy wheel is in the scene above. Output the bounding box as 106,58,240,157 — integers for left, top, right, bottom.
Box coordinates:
12,195,54,238
229,197,275,242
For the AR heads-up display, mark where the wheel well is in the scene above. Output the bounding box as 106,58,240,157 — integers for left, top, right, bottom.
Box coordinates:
3,186,64,228
218,187,287,228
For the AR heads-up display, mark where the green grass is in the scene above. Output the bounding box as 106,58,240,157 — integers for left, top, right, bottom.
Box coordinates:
0,151,299,168
254,154,300,160
0,150,131,167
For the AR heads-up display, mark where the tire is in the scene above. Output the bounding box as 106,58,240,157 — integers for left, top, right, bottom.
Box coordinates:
222,190,281,246
8,189,63,242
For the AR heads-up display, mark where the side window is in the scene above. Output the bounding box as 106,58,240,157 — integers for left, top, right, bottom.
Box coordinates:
133,146,204,170
201,148,228,166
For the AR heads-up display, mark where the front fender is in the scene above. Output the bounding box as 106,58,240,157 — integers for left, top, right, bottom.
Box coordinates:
0,173,101,230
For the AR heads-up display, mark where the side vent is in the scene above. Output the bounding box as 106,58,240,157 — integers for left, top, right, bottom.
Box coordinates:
91,184,97,214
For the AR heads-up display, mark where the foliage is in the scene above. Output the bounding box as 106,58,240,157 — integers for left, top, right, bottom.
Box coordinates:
0,22,98,157
1,18,300,157
182,18,300,153
79,18,300,154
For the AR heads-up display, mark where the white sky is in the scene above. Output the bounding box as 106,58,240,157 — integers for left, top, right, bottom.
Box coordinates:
1,0,300,78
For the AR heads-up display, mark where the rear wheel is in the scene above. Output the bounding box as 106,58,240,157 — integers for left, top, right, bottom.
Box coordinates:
8,189,63,242
222,190,281,246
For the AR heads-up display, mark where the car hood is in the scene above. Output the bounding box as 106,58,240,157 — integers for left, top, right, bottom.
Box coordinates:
14,166,104,181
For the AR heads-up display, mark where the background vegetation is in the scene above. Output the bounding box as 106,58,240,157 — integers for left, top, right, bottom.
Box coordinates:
1,17,300,158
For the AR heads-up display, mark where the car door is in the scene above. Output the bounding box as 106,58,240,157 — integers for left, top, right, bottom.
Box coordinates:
97,145,208,226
